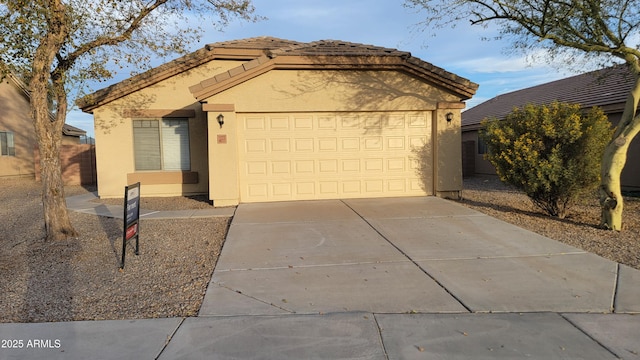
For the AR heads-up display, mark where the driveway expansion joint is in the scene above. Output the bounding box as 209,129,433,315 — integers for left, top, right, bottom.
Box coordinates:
339,199,473,313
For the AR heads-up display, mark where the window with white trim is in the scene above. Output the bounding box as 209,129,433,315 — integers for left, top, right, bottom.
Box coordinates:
133,119,190,171
0,131,15,156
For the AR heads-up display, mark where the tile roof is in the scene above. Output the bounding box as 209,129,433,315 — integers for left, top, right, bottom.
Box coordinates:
62,123,86,137
189,38,478,101
462,64,634,129
267,39,411,57
206,36,302,50
79,37,478,112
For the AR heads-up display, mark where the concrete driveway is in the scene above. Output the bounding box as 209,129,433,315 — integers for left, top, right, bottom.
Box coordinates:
200,197,639,316
5,196,640,359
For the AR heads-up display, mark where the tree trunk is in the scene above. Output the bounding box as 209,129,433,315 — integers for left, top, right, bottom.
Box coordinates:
30,82,78,241
599,70,640,231
599,141,626,230
29,0,78,241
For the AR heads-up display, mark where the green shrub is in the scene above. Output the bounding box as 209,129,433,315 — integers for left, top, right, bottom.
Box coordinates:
481,101,613,218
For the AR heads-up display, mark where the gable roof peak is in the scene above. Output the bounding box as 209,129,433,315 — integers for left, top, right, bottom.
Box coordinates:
81,37,479,112
267,39,412,58
205,36,303,51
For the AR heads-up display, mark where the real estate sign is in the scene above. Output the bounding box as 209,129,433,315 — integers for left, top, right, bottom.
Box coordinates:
121,182,141,269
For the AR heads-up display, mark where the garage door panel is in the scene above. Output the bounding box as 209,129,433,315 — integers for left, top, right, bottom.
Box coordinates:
387,137,405,150
270,117,290,130
318,116,337,129
364,115,382,129
409,114,428,128
340,116,360,129
270,139,290,152
271,161,291,175
296,182,315,196
294,138,314,152
364,158,383,172
238,113,432,202
245,139,266,152
318,138,338,151
365,179,384,193
294,116,313,129
387,158,406,171
388,115,405,128
343,181,361,194
245,117,266,130
363,137,383,150
272,183,292,197
388,179,406,192
341,138,360,151
246,161,267,175
342,159,360,172
247,183,268,198
295,160,314,174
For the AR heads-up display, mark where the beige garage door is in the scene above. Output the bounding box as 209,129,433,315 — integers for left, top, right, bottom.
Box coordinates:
238,112,433,202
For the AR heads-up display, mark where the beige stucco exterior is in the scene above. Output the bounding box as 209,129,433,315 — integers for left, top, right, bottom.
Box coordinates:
202,69,465,205
92,60,244,197
83,38,477,203
0,77,37,178
1,74,90,180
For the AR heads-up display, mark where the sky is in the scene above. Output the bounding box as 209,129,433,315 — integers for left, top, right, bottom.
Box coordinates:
67,0,594,137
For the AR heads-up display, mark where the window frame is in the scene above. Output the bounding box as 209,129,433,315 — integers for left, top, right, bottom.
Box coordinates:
132,118,191,171
0,131,15,156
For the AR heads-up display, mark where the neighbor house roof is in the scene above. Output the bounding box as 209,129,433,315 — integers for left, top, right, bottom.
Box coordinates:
62,123,86,137
79,36,478,112
462,64,635,130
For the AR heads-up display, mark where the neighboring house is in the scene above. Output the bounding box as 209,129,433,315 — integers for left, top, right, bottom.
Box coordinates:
462,64,640,190
79,37,478,205
0,73,89,179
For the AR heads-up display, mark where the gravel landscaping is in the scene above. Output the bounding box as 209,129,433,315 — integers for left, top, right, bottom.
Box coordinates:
0,178,228,323
0,175,638,323
460,175,640,270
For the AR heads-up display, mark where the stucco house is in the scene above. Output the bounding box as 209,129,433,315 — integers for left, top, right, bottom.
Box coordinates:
462,64,640,190
79,37,478,205
1,72,88,179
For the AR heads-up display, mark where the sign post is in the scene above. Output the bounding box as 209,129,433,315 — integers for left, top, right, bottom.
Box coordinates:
121,182,141,269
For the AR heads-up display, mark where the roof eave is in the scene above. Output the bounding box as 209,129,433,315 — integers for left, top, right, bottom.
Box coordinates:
78,47,265,113
190,54,478,102
62,124,87,136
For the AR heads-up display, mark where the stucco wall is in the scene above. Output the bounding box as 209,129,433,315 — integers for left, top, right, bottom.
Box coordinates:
93,64,468,199
93,59,244,198
208,70,460,112
205,69,465,202
461,129,496,175
0,79,37,179
435,109,463,198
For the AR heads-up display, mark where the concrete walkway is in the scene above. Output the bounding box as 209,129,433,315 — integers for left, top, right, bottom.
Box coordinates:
64,191,236,219
1,195,639,359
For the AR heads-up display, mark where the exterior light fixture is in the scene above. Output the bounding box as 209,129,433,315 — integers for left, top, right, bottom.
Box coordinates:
446,112,454,123
217,114,224,128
